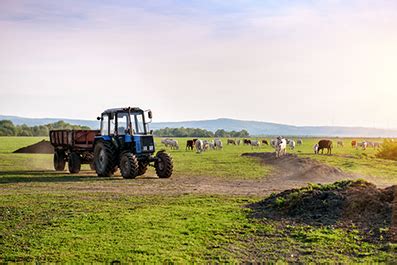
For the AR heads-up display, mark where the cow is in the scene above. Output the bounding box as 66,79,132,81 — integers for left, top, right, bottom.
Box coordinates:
317,139,333,155
168,139,179,150
366,141,375,148
351,140,357,148
195,139,204,153
161,138,178,149
313,143,319,154
289,140,296,150
262,139,269,145
208,140,215,150
337,140,344,147
186,140,195,150
250,140,260,148
243,139,251,145
202,140,210,151
374,142,381,148
275,137,287,158
297,139,303,145
236,139,241,145
227,139,236,145
214,138,223,150
270,139,277,148
357,141,368,150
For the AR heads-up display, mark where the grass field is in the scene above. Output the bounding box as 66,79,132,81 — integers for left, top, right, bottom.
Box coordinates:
1,136,397,262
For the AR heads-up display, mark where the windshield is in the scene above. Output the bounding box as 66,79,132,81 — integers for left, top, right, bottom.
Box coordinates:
131,112,146,134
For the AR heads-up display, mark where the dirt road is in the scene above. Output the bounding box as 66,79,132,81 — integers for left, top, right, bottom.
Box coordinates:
2,152,375,196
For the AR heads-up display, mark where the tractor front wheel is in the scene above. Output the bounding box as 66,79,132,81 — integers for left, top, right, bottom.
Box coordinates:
94,141,116,177
154,152,173,178
119,152,139,179
53,150,66,171
68,152,81,174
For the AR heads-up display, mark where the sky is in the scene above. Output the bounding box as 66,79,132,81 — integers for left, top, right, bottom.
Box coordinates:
0,0,396,128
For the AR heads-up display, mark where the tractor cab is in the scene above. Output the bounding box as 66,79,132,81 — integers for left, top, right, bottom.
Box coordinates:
93,107,173,179
96,107,155,155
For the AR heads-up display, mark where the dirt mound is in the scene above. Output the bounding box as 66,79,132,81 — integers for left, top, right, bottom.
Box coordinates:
249,180,397,241
13,140,54,154
242,152,351,183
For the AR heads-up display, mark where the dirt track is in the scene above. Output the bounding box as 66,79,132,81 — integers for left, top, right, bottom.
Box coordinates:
2,152,369,196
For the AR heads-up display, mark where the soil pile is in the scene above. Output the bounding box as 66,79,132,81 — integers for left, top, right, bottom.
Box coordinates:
242,152,351,183
13,140,54,154
249,180,397,240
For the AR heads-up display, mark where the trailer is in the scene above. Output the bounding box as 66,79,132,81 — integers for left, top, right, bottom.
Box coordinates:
49,130,100,173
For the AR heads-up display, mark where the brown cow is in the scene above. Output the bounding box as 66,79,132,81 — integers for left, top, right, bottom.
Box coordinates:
318,140,333,155
262,139,269,145
351,140,357,148
243,139,251,145
186,139,198,151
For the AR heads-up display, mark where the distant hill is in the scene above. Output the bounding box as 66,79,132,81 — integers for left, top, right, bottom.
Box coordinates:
1,115,397,137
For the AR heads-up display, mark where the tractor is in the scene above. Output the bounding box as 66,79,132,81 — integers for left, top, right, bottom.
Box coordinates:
93,107,173,179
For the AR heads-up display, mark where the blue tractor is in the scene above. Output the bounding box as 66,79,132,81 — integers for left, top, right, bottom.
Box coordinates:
93,107,173,179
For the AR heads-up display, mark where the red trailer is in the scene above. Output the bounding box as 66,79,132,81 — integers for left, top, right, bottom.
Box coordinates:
49,130,100,173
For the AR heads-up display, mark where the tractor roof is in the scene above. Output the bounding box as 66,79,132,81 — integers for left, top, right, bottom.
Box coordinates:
102,107,143,114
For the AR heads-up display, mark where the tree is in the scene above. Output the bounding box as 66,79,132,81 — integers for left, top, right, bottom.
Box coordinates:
0,120,16,136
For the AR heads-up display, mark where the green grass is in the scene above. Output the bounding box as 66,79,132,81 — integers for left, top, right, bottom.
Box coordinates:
1,136,397,262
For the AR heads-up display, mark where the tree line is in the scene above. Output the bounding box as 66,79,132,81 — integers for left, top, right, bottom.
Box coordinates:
0,120,91,136
153,127,249,138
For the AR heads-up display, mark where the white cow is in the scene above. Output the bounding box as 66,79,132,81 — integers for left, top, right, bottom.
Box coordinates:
313,144,319,154
250,140,260,148
214,139,223,150
161,138,179,149
202,140,210,151
357,141,368,150
195,139,204,153
275,138,287,158
289,140,296,150
337,140,344,147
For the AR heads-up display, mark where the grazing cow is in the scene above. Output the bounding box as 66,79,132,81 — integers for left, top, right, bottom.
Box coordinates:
227,139,236,145
366,141,375,148
275,137,287,158
289,140,296,150
243,139,251,145
297,139,303,145
250,140,260,148
270,139,277,148
236,139,241,145
358,141,368,150
208,140,215,150
168,139,179,150
186,140,195,150
351,140,357,148
337,140,344,147
317,140,333,155
202,140,210,151
262,139,269,145
313,144,319,154
161,138,179,149
214,138,223,150
195,139,204,153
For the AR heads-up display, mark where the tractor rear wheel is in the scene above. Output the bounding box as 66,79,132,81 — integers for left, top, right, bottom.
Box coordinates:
119,152,139,179
53,150,66,171
94,141,117,177
137,161,148,176
68,152,81,174
154,152,173,178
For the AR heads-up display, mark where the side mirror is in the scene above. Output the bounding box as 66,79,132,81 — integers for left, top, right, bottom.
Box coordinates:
97,116,101,121
148,111,153,119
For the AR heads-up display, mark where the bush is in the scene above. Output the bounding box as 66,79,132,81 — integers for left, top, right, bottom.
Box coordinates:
376,139,397,160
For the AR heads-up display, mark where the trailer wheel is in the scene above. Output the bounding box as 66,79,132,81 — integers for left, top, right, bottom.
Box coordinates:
137,161,148,176
68,152,81,174
119,152,139,179
154,151,173,178
94,141,117,177
53,150,66,171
